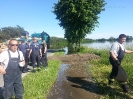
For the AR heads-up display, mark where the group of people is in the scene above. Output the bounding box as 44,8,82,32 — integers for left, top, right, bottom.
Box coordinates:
0,37,48,99
19,37,48,73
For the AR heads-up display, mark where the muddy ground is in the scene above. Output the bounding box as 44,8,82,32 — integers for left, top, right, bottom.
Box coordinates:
47,53,102,99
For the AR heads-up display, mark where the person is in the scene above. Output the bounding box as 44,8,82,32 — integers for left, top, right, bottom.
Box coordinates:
0,38,25,99
19,40,29,73
26,40,31,66
28,37,42,73
0,45,2,54
40,39,48,69
108,34,133,93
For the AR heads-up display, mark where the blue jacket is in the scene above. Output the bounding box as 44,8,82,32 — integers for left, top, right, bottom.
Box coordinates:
19,44,28,53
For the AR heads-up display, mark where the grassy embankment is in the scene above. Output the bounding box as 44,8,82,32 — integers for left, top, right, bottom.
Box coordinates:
22,52,64,99
79,46,133,99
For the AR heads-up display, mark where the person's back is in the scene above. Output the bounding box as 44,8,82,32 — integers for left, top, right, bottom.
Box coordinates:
30,42,40,55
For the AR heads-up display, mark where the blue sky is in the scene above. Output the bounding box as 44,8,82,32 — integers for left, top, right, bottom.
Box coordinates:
0,0,133,39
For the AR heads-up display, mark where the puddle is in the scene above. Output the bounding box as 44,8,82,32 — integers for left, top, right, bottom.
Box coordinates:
56,64,69,87
47,64,100,99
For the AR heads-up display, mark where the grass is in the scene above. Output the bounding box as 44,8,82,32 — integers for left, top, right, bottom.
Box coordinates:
79,46,133,99
22,60,62,99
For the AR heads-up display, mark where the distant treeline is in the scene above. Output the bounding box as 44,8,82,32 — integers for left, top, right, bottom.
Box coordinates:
0,25,24,42
83,36,133,43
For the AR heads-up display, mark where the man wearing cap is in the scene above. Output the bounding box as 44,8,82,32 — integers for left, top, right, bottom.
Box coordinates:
28,37,42,73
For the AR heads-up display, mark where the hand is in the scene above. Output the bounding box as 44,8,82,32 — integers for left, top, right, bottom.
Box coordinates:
0,66,6,74
115,60,120,65
40,54,42,58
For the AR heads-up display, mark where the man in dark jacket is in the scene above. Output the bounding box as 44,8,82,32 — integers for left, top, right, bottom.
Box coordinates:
19,40,29,73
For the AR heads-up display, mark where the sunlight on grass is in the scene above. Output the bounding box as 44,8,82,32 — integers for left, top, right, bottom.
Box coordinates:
23,60,61,99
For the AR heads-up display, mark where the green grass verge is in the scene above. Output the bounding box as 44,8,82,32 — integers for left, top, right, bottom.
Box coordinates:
22,60,61,99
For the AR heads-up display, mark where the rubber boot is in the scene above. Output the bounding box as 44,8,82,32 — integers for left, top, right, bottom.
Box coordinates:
121,84,130,93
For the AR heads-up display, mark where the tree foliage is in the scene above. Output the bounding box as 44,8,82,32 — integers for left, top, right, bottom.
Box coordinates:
53,0,106,52
0,25,25,42
50,36,67,49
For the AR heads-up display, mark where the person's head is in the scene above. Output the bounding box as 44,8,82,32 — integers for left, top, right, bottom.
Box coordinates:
21,40,25,44
8,39,19,52
27,40,30,44
118,34,126,44
32,37,38,42
42,39,46,43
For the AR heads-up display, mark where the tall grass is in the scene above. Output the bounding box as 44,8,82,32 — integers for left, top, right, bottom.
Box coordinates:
80,46,133,99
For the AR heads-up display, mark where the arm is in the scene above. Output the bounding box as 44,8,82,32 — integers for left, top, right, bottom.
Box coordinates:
44,43,47,53
125,50,133,54
0,52,6,74
28,49,32,58
40,49,42,58
0,64,6,74
110,52,118,60
110,43,119,60
19,51,25,67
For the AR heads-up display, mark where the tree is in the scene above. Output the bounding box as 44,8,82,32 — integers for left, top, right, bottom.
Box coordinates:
0,25,25,42
1,25,24,38
53,0,106,52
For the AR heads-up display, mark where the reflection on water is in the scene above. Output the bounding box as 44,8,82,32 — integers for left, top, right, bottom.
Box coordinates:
63,41,133,52
63,47,68,54
57,64,69,86
82,41,112,49
82,41,133,49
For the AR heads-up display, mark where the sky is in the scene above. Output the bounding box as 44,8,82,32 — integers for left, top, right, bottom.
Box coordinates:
0,0,133,39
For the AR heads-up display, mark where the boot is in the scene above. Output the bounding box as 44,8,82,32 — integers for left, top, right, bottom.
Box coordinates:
108,78,114,85
121,84,130,93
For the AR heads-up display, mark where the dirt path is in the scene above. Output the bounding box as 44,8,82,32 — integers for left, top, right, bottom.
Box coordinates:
47,53,101,99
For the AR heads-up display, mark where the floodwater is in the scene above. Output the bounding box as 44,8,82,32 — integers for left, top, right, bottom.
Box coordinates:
82,41,133,49
47,64,100,99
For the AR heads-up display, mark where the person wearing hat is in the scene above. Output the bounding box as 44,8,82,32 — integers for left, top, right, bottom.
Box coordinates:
109,34,133,93
28,37,42,73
